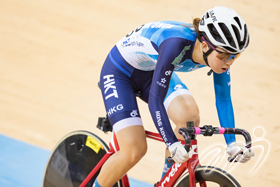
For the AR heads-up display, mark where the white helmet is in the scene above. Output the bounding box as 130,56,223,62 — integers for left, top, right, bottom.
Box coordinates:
198,6,249,54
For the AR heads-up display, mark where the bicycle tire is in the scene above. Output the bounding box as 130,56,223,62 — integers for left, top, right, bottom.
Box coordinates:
42,130,122,187
174,166,241,187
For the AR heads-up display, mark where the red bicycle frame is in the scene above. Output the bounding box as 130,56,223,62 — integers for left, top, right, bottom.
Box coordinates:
79,130,206,187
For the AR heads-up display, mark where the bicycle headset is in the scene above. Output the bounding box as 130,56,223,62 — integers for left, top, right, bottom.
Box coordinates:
196,6,250,74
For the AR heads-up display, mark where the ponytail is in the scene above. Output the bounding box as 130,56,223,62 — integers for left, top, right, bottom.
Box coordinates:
192,18,201,34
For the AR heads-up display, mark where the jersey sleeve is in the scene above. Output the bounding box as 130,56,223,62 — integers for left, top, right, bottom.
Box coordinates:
148,37,191,147
213,69,236,146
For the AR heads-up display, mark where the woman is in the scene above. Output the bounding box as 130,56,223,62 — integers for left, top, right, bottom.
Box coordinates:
96,6,254,187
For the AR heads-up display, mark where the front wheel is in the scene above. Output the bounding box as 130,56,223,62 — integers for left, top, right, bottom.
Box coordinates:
174,166,241,187
42,130,122,187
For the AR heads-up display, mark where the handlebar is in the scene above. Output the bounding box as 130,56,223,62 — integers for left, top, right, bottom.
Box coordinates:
179,125,252,152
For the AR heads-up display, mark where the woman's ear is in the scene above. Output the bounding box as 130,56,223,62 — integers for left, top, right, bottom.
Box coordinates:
201,41,209,53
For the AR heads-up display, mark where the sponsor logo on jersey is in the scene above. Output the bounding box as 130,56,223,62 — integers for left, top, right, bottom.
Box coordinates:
130,110,138,117
172,45,191,67
122,38,131,46
103,75,118,100
107,104,123,117
227,69,230,74
122,40,144,48
174,84,183,90
157,78,167,88
165,70,172,76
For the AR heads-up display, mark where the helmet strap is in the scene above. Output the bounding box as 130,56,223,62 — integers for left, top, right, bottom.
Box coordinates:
203,48,213,67
203,48,214,76
207,69,213,76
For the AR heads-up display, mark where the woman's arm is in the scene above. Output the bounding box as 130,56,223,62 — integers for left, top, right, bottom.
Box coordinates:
213,69,236,146
148,37,192,147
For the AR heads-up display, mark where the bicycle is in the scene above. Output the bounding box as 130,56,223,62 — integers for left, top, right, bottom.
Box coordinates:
42,118,252,187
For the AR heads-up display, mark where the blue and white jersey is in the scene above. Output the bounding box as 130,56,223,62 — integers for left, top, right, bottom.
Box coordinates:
115,21,205,73
101,21,235,147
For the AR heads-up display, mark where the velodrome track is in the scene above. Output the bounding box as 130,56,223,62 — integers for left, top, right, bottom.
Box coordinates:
0,0,279,186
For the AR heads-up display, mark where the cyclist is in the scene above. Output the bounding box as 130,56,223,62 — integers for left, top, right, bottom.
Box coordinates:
95,6,254,187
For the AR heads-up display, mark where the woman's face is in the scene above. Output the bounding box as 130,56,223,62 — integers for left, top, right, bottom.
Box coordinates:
207,47,239,74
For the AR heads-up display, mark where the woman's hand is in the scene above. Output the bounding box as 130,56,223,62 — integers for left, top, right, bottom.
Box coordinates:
169,142,189,163
226,142,255,163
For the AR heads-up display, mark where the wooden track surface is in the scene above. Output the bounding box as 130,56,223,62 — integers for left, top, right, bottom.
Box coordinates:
0,0,279,186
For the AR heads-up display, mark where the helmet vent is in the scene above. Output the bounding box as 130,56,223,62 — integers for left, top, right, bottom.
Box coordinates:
205,12,210,19
232,25,241,42
234,17,242,30
200,17,205,25
223,46,237,53
207,23,225,44
239,24,248,49
218,23,236,48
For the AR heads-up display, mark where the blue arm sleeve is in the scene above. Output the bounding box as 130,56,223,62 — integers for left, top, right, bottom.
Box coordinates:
213,69,236,146
148,38,191,147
